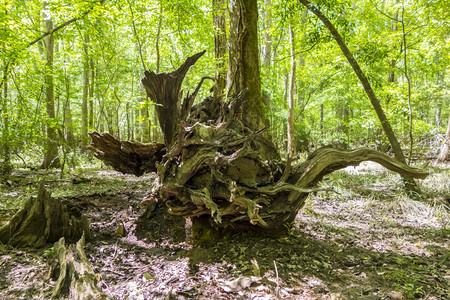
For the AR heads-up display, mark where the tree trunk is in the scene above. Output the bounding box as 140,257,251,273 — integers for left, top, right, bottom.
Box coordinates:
320,102,324,137
287,24,297,157
63,76,75,147
41,15,60,169
89,59,95,130
226,0,265,131
388,10,398,86
1,62,11,175
213,0,227,100
262,0,272,67
81,34,90,151
262,0,274,141
298,0,419,193
437,105,450,162
400,5,414,163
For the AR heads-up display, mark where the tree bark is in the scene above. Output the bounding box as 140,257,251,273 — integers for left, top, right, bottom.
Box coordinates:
1,62,11,175
63,75,75,147
226,0,265,131
262,0,272,67
287,24,297,157
89,59,95,130
388,9,398,85
213,0,227,100
81,34,90,151
41,15,60,169
400,5,414,163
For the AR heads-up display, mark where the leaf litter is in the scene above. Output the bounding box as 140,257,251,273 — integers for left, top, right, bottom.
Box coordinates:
0,162,449,299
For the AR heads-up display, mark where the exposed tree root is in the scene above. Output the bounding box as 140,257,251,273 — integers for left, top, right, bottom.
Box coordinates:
0,184,90,247
88,51,429,236
51,234,110,299
89,117,428,235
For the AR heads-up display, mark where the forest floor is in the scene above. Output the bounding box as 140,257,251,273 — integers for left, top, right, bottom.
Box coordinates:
0,160,449,299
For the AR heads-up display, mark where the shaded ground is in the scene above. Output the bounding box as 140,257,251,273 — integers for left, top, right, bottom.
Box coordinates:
0,161,449,299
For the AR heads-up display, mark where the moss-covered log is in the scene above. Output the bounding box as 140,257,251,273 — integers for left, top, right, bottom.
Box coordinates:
0,184,90,247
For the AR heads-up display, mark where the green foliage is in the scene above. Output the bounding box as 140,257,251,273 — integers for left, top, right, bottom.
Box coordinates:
0,0,448,166
262,0,448,154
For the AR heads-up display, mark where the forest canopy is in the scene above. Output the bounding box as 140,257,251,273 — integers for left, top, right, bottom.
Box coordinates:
0,0,448,171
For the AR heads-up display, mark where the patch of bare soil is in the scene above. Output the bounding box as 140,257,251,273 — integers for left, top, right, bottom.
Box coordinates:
0,164,449,299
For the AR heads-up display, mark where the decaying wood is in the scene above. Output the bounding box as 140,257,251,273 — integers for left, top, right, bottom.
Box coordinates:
142,50,206,146
51,234,110,299
0,184,90,247
89,51,429,235
88,131,165,176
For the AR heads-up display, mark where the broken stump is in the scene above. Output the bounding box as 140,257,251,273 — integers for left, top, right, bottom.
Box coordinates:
0,184,90,247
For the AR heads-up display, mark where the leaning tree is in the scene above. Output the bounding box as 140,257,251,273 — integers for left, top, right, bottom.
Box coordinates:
88,0,427,236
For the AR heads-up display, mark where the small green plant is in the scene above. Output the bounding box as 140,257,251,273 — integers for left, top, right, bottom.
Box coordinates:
43,247,55,259
284,220,296,236
381,259,426,299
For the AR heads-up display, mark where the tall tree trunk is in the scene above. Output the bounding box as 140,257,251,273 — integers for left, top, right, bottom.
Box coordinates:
262,0,272,67
400,5,414,163
81,35,90,151
41,14,60,169
283,73,289,151
262,0,274,141
149,1,164,142
1,62,11,175
287,24,296,157
435,98,441,128
89,59,95,130
213,0,227,100
226,0,265,130
298,0,418,192
140,104,150,143
388,11,398,86
437,105,450,162
320,102,324,137
63,76,74,147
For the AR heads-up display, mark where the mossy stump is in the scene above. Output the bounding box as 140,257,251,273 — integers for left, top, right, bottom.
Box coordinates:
0,184,90,247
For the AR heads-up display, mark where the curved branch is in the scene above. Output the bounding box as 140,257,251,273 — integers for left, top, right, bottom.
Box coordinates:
287,147,429,203
28,0,105,48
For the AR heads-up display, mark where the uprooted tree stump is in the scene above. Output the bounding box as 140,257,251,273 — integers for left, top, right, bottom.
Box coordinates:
89,51,428,236
0,183,90,247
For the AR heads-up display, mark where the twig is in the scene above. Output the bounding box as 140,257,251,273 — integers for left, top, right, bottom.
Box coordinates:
126,0,147,70
273,260,279,296
28,0,105,48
